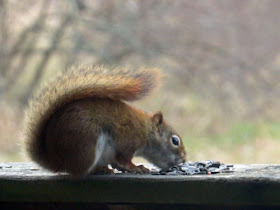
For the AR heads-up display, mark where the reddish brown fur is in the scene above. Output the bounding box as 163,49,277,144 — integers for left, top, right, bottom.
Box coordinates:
24,65,186,176
44,98,152,175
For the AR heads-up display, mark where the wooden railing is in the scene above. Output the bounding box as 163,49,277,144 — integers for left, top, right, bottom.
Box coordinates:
0,162,280,209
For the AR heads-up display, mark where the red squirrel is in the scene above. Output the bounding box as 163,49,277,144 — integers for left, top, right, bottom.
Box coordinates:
24,65,186,176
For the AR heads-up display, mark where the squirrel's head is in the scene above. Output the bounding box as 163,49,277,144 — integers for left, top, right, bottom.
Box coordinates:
145,111,187,170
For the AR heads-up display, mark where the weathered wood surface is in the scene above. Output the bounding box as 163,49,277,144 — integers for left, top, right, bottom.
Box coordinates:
0,162,280,206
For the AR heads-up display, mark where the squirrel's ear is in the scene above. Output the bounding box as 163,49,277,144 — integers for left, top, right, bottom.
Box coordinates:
152,111,163,126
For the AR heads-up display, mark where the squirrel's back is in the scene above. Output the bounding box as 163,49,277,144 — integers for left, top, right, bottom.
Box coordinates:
24,65,162,172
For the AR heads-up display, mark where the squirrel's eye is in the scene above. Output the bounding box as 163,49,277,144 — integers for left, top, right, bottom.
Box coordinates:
171,135,180,147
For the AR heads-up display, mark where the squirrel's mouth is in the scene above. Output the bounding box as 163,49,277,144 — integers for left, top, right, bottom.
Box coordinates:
175,155,186,164
163,155,185,169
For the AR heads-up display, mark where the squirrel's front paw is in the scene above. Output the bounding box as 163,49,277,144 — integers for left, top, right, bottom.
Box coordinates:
114,154,150,174
112,162,150,174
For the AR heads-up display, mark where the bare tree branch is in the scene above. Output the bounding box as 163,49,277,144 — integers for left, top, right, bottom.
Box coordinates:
21,15,73,104
2,0,49,78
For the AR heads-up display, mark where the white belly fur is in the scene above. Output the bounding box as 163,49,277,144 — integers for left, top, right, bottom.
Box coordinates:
87,132,115,173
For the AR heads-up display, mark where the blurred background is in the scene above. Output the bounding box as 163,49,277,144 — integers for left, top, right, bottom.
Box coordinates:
0,0,280,163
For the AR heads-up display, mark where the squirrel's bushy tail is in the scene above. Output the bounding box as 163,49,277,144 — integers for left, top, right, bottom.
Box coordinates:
24,65,162,167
